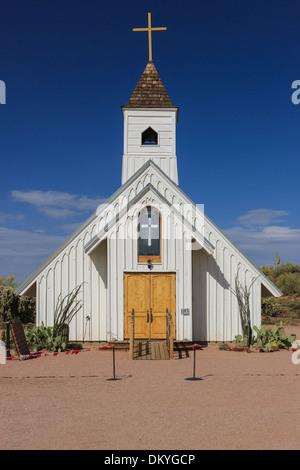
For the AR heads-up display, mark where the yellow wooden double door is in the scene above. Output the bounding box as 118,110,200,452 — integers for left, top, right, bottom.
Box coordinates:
124,273,176,339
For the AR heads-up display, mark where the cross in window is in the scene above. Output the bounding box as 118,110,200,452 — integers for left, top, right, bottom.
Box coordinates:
141,209,159,246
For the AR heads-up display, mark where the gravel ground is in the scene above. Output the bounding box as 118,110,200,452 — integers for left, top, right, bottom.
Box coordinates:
1,326,299,451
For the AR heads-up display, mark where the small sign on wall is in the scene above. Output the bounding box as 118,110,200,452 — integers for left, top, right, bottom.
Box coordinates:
181,308,190,316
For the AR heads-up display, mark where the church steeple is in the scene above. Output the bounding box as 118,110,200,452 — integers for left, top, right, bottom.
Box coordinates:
121,14,179,185
122,60,177,111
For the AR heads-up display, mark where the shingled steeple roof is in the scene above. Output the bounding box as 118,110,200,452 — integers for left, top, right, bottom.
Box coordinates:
122,61,177,110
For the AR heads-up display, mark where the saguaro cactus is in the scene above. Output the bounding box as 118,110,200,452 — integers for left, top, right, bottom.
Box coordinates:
275,251,280,274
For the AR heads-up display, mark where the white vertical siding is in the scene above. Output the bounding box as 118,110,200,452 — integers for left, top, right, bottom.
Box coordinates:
68,246,76,340
34,162,262,343
122,109,178,184
75,239,84,341
192,231,262,342
46,268,54,327
99,241,107,341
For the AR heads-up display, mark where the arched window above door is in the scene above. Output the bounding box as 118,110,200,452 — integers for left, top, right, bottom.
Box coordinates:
138,206,161,263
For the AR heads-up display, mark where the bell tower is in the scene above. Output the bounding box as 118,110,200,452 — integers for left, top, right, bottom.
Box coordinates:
121,14,179,185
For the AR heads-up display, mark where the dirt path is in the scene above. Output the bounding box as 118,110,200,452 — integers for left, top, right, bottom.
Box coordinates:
1,327,300,450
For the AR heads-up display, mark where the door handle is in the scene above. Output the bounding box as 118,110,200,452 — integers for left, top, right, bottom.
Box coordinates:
150,308,153,323
147,310,149,323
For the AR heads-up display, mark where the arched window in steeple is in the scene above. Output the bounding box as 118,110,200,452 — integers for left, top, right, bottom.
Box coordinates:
142,127,158,145
138,206,161,263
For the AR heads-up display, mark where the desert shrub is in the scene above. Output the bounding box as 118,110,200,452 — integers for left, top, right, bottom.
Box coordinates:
259,262,300,289
0,286,19,323
17,295,36,324
252,322,296,349
0,286,36,325
232,334,250,348
1,322,70,353
260,265,276,283
24,284,84,352
25,322,68,352
0,327,16,350
233,322,296,350
0,275,21,291
281,263,300,274
291,303,300,315
261,297,282,317
276,273,300,296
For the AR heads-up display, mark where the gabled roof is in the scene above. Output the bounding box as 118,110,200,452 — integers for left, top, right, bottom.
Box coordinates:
121,61,178,110
84,182,214,257
16,159,282,299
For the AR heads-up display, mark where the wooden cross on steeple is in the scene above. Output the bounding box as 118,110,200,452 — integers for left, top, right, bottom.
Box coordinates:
133,12,167,62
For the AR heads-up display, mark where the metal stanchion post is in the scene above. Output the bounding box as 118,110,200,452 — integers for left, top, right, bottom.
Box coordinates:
193,347,196,379
185,344,202,381
106,343,121,381
112,344,115,379
6,320,10,359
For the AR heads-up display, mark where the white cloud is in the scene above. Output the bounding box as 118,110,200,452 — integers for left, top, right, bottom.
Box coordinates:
237,209,288,227
0,227,65,258
0,211,24,223
58,222,83,233
226,225,300,243
1,189,107,281
0,226,66,282
223,209,300,266
11,190,106,219
39,207,78,219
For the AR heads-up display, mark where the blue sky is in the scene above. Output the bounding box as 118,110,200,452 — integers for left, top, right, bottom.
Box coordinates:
0,0,299,284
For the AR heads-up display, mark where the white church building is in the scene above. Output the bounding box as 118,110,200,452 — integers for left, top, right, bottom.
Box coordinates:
17,37,281,344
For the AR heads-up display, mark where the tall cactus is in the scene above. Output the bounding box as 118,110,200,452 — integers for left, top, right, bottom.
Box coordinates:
60,323,69,348
275,251,280,274
234,272,255,347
